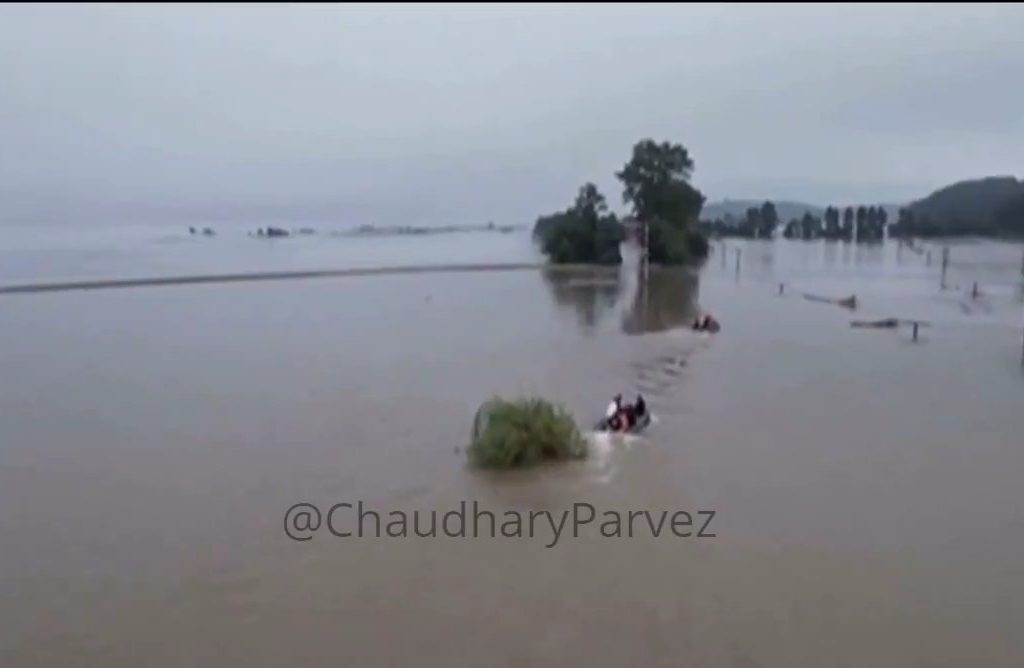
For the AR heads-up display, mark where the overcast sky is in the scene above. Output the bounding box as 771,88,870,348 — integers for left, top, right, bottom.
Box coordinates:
2,3,1023,225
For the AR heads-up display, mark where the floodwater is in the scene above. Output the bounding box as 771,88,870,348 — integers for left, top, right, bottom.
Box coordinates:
1,227,1023,667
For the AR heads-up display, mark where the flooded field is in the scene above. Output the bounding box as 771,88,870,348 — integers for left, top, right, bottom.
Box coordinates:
1,231,1023,667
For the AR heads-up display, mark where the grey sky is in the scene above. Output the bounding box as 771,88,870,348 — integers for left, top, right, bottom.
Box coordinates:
2,3,1023,225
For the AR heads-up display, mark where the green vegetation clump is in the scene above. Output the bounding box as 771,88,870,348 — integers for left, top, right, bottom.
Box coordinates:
533,184,624,265
468,396,588,469
617,139,708,265
533,138,711,267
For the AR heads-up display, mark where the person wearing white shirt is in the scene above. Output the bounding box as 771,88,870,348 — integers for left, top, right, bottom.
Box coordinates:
605,394,623,430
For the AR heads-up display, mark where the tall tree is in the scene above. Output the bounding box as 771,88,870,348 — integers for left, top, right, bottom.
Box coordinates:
616,139,702,227
745,207,762,238
870,206,883,240
842,206,855,239
824,206,840,238
574,182,607,223
801,212,820,240
616,139,706,263
759,201,779,238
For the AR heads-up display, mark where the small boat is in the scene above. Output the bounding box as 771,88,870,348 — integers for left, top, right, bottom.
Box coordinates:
594,410,652,434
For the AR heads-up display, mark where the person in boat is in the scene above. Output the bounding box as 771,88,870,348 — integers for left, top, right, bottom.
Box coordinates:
634,394,646,419
692,313,721,333
606,394,623,431
606,394,622,419
621,402,637,429
605,394,648,432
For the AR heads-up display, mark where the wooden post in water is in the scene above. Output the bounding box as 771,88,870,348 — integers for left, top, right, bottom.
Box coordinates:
779,282,785,296
940,246,950,289
720,241,727,269
912,321,919,342
734,248,741,280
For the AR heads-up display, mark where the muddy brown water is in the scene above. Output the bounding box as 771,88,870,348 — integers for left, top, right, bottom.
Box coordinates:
1,237,1023,666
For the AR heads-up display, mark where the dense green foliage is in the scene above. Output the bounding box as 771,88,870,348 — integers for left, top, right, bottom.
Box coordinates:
533,138,709,266
702,201,889,242
467,396,588,469
616,139,707,265
535,150,1022,247
685,230,710,260
701,199,823,223
533,183,624,265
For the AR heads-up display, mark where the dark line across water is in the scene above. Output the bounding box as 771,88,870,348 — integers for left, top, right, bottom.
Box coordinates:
0,262,620,296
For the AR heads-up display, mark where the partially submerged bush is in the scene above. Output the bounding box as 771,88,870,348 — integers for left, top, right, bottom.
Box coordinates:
686,230,710,262
468,396,587,469
533,184,624,266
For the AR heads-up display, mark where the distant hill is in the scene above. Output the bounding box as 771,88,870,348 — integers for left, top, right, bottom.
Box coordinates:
907,176,1024,233
701,199,824,224
993,191,1024,236
700,177,1024,239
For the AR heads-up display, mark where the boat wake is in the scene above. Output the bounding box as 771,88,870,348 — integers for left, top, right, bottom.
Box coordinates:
582,416,654,485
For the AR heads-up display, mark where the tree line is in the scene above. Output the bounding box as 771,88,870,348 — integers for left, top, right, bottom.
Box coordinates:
698,203,891,242
532,139,709,266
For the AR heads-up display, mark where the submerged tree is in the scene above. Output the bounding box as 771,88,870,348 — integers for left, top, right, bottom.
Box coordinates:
824,206,841,238
533,183,624,265
616,139,707,265
842,206,855,240
758,201,779,238
801,212,822,239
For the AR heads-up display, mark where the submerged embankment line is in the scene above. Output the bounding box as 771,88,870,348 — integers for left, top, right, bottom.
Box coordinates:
0,262,613,295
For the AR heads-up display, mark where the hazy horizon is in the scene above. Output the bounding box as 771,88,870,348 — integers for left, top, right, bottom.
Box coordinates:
3,3,1023,225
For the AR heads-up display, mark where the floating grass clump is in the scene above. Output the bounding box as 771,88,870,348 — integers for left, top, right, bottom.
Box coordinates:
468,396,588,469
